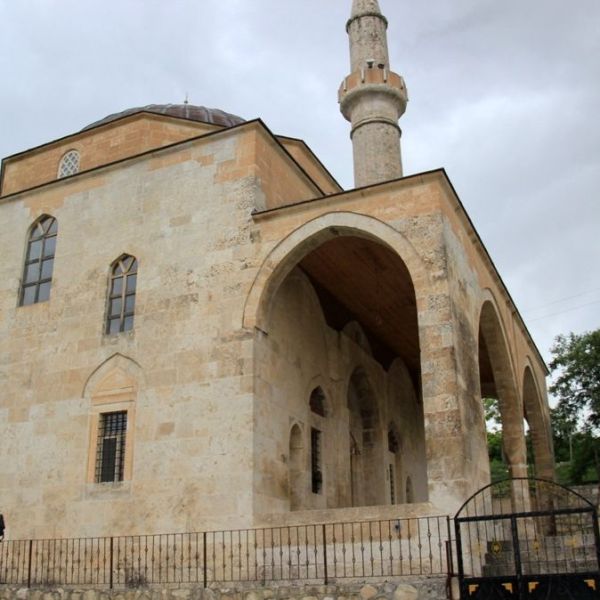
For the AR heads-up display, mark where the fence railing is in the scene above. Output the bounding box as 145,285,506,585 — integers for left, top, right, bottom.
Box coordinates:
0,516,452,588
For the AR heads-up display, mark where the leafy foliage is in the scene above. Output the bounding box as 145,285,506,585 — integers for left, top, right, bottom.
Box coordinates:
550,330,600,432
549,329,600,484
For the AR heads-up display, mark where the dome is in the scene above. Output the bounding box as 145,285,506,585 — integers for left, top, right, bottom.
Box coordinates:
82,103,245,131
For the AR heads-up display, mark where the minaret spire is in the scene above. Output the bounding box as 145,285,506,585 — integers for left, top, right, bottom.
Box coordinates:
339,0,408,187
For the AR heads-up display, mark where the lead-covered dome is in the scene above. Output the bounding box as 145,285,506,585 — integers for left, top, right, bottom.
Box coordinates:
82,103,245,131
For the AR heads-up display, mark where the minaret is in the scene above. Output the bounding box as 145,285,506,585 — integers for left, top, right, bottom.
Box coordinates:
339,0,408,188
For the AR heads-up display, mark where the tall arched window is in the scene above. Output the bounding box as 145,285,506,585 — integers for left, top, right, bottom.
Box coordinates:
57,150,80,178
106,255,137,334
387,425,402,504
20,216,58,306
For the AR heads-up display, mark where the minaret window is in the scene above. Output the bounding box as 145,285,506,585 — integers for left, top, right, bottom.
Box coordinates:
57,150,80,178
19,215,58,306
106,255,137,334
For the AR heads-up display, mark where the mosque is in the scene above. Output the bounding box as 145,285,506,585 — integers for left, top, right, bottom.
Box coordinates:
0,0,554,541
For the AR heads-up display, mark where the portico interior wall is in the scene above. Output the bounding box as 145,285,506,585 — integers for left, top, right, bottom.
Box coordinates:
252,266,427,517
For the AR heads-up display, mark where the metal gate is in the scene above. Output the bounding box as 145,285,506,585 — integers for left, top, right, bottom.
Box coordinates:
454,478,600,599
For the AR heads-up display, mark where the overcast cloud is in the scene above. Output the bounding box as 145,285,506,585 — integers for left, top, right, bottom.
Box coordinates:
1,0,599,370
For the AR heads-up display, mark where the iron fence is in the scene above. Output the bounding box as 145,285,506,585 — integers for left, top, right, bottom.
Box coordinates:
0,516,451,588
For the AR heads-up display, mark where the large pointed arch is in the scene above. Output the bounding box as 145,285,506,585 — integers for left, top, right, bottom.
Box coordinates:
243,212,429,333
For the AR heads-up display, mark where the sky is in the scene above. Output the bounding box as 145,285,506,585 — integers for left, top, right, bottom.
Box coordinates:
1,0,599,369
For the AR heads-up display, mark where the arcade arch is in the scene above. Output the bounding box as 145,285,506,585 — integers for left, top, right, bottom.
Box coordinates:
477,299,527,479
522,366,555,481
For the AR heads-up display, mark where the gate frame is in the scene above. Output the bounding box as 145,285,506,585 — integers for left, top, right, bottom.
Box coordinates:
454,477,600,599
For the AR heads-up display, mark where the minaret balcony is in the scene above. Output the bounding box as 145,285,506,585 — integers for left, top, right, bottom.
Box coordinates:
339,68,408,121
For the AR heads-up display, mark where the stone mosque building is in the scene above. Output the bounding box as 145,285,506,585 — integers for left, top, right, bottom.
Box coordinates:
0,0,554,541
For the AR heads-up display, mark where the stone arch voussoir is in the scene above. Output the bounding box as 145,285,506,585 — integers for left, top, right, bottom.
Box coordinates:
243,212,429,333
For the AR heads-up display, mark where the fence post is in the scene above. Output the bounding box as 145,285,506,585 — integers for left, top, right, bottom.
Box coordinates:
109,537,114,589
322,524,328,585
203,532,207,588
445,516,454,575
27,540,33,588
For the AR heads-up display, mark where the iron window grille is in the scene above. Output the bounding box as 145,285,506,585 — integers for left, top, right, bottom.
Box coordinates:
311,427,323,494
57,150,80,178
106,255,137,334
389,463,396,504
20,216,58,306
95,411,127,483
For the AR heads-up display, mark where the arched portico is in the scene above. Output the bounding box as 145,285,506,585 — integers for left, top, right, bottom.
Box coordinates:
248,212,440,513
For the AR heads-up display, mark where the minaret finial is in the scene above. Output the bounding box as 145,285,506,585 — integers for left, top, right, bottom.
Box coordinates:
339,0,408,187
350,0,383,19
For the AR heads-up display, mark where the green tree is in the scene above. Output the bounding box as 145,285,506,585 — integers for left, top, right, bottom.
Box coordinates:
550,330,600,431
550,329,600,483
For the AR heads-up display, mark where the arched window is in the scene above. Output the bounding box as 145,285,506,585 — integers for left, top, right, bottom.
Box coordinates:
20,216,57,306
388,427,400,453
57,150,80,178
289,424,303,510
106,255,137,334
309,386,327,417
387,425,401,504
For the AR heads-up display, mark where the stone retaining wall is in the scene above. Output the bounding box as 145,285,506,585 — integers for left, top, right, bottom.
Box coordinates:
0,579,451,600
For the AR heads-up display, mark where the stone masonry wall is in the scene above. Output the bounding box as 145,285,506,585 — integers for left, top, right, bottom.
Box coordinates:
0,580,450,600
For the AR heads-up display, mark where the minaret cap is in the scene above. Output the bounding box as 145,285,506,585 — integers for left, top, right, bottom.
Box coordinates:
351,0,382,17
348,0,388,30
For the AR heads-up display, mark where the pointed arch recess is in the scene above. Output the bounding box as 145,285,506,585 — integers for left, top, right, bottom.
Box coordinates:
84,353,141,484
347,367,384,507
289,423,304,511
83,353,142,399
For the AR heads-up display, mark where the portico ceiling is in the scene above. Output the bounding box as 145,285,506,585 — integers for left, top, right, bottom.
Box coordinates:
299,236,420,374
